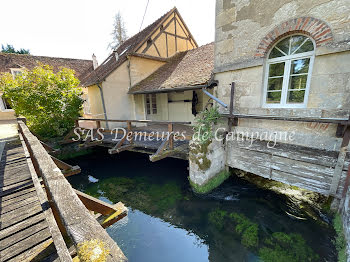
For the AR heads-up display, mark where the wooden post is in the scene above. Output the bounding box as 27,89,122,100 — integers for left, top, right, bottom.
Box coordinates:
228,82,237,133
330,117,350,196
168,123,173,150
75,119,79,128
96,120,101,129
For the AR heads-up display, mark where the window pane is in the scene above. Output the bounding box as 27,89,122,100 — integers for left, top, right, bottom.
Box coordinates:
151,94,157,114
291,58,310,74
146,95,151,114
289,75,307,90
268,77,283,91
290,35,307,54
266,91,282,103
287,90,305,103
275,37,290,55
269,48,284,59
294,39,314,53
269,62,285,77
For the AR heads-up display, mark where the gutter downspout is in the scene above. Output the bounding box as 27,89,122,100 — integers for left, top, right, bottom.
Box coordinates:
97,83,109,129
127,56,137,120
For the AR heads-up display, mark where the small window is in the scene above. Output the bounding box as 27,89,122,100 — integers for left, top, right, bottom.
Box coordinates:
10,69,23,78
264,35,315,108
146,94,157,115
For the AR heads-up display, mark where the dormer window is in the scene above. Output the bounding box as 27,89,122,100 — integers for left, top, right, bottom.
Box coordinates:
263,35,315,108
10,68,23,78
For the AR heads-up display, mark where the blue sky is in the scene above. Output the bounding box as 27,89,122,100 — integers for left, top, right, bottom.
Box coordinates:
0,0,215,63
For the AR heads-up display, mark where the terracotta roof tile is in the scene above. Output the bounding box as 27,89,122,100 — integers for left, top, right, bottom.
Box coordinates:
80,8,175,87
0,53,93,81
129,42,214,94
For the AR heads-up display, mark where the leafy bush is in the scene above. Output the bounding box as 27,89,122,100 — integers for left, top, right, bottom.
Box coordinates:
193,106,221,144
0,64,83,138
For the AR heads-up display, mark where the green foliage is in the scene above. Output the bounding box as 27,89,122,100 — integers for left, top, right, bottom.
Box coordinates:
230,213,259,248
259,232,319,262
193,106,221,144
333,213,347,262
208,209,227,230
189,170,230,194
0,64,83,138
1,44,30,54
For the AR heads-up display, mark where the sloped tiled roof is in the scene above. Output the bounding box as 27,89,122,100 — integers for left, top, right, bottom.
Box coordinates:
0,53,93,80
128,42,214,94
80,8,176,87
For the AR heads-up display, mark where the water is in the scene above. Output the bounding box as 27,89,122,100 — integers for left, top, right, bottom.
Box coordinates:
67,148,337,262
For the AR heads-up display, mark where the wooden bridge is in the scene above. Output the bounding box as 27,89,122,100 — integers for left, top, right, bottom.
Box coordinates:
69,118,194,162
0,121,128,261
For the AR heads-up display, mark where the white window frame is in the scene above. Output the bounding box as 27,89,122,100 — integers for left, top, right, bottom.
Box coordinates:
10,68,23,78
262,35,315,108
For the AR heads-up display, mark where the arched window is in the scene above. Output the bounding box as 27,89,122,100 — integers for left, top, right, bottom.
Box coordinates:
263,35,315,108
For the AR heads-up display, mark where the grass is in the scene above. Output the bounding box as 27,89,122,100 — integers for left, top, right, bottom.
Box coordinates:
189,170,230,194
208,209,227,230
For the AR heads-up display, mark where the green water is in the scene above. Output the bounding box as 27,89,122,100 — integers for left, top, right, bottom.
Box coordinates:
67,148,337,262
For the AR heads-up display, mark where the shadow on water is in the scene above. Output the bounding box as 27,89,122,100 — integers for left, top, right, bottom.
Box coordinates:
67,148,337,262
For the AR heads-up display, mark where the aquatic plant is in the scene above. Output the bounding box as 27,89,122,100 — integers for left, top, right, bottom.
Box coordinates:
84,176,182,215
230,213,259,248
333,213,347,262
189,170,230,194
208,208,227,230
258,232,319,262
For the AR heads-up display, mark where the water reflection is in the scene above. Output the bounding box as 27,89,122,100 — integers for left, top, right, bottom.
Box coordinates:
67,149,336,262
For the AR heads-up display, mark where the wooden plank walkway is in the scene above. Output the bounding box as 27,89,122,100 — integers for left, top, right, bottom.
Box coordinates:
0,139,60,262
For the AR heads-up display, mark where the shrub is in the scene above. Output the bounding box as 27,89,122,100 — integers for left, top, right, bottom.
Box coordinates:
0,64,83,138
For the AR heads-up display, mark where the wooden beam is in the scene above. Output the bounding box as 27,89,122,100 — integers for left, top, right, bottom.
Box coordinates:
141,17,175,54
79,118,191,125
40,141,57,153
330,124,350,195
101,202,128,229
74,189,127,217
19,133,72,262
174,13,177,52
168,123,173,150
149,139,169,162
18,121,127,261
153,43,161,57
166,33,169,57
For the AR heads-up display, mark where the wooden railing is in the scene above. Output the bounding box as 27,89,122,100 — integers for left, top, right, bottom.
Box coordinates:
18,121,127,262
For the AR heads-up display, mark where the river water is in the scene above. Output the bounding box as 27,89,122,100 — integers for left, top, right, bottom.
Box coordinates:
67,148,337,262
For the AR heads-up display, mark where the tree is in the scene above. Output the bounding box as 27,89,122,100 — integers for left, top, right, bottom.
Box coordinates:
1,44,30,54
0,64,83,138
108,12,127,50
